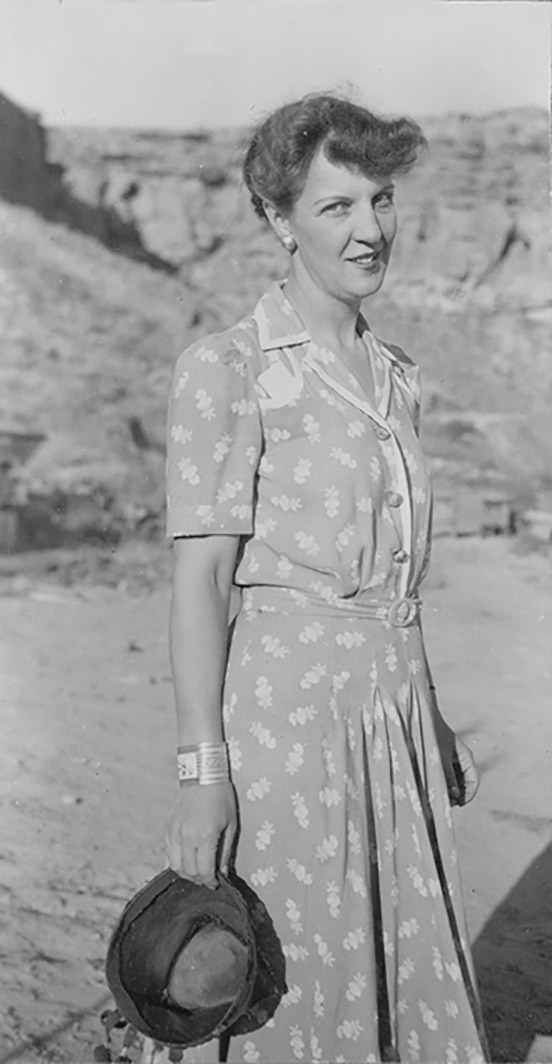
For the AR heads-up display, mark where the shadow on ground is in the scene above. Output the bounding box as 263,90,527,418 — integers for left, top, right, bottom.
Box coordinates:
473,839,552,1062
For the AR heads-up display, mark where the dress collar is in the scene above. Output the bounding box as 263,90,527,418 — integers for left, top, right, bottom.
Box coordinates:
253,280,378,357
252,280,406,420
253,281,310,351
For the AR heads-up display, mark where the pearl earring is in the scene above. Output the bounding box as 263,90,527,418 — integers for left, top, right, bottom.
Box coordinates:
282,235,297,253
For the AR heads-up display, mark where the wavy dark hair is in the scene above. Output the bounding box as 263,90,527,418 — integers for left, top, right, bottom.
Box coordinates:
243,92,427,219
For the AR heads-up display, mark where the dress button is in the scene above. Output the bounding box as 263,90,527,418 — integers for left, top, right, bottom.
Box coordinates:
374,425,391,441
392,548,409,564
386,491,403,508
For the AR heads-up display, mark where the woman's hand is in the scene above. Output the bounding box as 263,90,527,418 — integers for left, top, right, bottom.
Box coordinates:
451,734,480,806
433,714,480,807
166,781,238,888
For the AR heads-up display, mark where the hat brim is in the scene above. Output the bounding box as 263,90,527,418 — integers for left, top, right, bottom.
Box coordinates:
106,869,286,1048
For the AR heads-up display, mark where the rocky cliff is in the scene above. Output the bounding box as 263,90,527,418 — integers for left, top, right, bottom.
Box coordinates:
0,92,63,215
0,93,550,549
47,109,550,310
0,92,174,272
47,109,552,436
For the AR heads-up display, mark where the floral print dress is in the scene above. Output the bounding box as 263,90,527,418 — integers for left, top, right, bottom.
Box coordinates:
165,282,488,1064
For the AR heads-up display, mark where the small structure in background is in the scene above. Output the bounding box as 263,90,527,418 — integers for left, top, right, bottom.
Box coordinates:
433,488,520,539
0,429,123,553
0,504,18,554
524,490,552,543
481,490,519,537
0,485,121,554
0,430,46,553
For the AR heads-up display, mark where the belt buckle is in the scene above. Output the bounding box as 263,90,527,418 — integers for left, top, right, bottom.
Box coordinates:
387,597,418,627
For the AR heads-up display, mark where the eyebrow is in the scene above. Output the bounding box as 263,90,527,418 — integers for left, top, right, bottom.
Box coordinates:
313,182,395,206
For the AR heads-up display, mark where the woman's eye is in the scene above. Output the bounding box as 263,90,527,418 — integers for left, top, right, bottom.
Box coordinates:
375,193,394,208
324,201,350,215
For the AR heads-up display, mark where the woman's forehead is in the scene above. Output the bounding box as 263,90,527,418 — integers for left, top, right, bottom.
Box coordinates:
300,149,393,201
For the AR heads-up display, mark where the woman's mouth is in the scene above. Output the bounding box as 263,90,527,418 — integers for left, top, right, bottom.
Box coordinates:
347,251,382,271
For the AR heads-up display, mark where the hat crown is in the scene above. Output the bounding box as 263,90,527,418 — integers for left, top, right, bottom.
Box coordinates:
105,870,287,1049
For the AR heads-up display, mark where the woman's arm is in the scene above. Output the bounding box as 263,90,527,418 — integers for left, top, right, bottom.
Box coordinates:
165,534,240,886
169,534,239,744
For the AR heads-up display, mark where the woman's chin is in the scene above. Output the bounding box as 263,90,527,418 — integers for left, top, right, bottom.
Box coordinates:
344,259,388,300
363,277,386,299
350,273,387,302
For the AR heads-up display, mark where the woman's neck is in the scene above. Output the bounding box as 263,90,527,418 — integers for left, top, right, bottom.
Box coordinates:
284,268,362,355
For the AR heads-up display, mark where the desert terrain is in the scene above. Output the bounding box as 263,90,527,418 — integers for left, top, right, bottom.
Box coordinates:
0,92,551,1062
0,536,551,1064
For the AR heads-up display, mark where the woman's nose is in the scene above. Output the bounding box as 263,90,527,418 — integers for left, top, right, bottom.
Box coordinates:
353,203,383,245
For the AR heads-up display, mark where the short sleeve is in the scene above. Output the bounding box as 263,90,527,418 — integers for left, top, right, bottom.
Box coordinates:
166,334,262,537
384,341,422,436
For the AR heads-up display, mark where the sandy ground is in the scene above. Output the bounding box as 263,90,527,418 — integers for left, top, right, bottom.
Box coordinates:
0,536,551,1064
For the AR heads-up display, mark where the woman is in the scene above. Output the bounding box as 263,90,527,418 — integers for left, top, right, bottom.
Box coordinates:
164,93,488,1063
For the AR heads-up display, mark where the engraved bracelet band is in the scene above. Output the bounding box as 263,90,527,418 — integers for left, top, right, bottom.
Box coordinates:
177,742,230,786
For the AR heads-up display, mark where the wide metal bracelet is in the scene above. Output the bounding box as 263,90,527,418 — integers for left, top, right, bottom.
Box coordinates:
177,742,229,786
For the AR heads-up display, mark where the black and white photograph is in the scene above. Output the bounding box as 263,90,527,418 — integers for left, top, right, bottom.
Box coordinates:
0,2,550,1062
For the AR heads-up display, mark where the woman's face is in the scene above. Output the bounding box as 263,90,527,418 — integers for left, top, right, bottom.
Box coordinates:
284,148,397,305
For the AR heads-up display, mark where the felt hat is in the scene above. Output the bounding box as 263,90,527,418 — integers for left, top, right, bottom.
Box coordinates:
105,869,287,1049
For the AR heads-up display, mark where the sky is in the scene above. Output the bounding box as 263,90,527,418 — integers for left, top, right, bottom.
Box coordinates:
0,0,549,129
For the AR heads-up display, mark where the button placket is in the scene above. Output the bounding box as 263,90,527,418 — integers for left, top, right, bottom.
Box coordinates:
381,438,413,599
303,352,414,596
370,416,412,599
374,430,412,598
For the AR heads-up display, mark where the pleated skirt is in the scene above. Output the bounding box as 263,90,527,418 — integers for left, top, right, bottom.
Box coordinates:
220,600,488,1064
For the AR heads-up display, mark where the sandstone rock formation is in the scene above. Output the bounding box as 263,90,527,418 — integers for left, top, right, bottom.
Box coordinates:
0,92,174,272
47,109,550,312
0,91,550,550
0,92,64,215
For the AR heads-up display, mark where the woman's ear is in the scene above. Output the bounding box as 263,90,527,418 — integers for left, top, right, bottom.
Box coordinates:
262,201,296,252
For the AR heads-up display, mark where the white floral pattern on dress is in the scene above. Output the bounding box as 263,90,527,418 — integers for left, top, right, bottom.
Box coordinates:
165,282,488,1064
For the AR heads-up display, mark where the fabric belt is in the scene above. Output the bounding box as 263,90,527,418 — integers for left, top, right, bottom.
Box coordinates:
241,586,421,629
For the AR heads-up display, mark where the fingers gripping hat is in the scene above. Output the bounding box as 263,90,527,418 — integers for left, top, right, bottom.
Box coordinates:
105,869,287,1049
